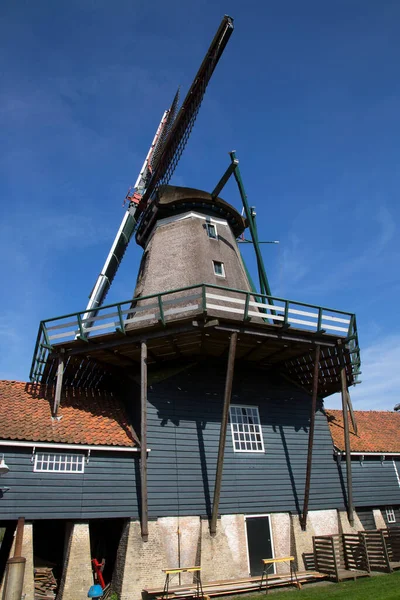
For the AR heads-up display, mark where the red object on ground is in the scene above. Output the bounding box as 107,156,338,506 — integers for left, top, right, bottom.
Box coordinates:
92,558,106,589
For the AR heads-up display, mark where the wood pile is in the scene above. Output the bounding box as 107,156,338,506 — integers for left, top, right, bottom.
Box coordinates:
34,567,57,600
143,570,327,599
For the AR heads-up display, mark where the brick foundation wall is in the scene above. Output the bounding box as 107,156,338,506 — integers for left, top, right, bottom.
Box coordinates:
291,509,339,571
56,522,93,600
270,513,291,574
200,515,248,582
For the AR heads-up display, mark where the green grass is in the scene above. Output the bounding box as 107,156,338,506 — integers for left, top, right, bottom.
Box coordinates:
231,572,400,600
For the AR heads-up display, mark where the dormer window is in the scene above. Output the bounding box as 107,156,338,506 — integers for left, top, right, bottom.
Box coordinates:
206,223,218,239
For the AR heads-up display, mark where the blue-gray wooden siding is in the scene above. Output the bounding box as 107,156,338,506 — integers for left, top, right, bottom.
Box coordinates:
2,364,399,522
146,363,346,518
338,457,400,508
0,447,139,520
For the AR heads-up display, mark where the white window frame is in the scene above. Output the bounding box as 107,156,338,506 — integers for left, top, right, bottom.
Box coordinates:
229,404,265,453
206,222,218,240
386,507,396,523
213,260,225,277
33,452,85,474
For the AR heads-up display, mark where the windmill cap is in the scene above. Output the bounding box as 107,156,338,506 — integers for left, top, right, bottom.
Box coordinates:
136,184,246,247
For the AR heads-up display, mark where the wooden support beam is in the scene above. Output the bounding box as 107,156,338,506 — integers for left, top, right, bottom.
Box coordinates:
210,332,238,536
338,341,354,526
301,344,320,530
14,517,25,558
140,341,149,541
346,388,358,436
105,349,138,367
53,351,64,417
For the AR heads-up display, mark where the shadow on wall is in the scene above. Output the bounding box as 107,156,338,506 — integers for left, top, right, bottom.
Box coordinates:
145,361,329,517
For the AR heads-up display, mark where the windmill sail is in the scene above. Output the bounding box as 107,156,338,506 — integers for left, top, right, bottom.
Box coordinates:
83,15,234,324
134,15,234,245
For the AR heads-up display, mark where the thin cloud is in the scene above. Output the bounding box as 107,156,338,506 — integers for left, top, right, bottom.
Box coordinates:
326,332,400,411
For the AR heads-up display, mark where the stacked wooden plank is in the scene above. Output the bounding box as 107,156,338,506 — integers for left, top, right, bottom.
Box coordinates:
143,571,327,599
34,567,57,600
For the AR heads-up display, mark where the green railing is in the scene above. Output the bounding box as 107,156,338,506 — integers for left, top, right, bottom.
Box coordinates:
29,284,360,383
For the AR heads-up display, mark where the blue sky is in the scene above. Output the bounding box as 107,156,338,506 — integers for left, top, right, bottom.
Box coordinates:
1,1,399,410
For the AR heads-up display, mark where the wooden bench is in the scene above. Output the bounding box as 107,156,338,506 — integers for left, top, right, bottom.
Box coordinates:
260,556,301,592
161,567,203,600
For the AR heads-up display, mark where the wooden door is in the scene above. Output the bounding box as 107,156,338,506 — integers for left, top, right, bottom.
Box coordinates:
246,516,274,576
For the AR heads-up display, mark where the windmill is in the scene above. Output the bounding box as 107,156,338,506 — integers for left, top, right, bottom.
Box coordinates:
29,13,361,543
83,15,234,326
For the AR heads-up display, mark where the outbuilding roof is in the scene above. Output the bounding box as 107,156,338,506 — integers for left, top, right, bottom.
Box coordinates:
0,380,136,448
325,409,400,453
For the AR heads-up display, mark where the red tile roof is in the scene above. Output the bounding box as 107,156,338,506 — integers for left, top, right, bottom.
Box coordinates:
0,380,136,447
325,409,400,453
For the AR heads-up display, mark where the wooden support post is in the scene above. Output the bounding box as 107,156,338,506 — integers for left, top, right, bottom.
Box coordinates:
301,344,320,530
140,340,149,541
339,342,354,526
210,332,238,536
2,517,26,600
346,388,358,436
53,351,65,417
14,517,25,558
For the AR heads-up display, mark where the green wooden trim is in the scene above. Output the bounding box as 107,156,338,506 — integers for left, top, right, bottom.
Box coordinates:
202,285,207,316
76,314,88,341
158,294,166,326
229,151,273,298
244,293,250,321
31,281,360,383
116,305,126,334
40,282,356,324
283,301,291,328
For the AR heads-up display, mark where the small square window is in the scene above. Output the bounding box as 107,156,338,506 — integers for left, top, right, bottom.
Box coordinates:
229,405,264,452
386,507,396,523
206,223,218,239
213,261,225,277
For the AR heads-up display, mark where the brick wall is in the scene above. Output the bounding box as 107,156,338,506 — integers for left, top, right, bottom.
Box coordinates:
57,522,93,600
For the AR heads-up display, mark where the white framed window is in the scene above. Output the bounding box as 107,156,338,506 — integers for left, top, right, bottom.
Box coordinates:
34,453,85,474
213,260,225,277
229,405,264,452
386,507,396,523
206,223,218,239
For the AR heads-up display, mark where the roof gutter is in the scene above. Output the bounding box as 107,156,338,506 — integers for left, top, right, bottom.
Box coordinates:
334,448,400,457
0,440,145,453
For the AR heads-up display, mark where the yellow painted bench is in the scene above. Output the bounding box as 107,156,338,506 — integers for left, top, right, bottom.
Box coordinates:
260,556,301,591
161,566,203,599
